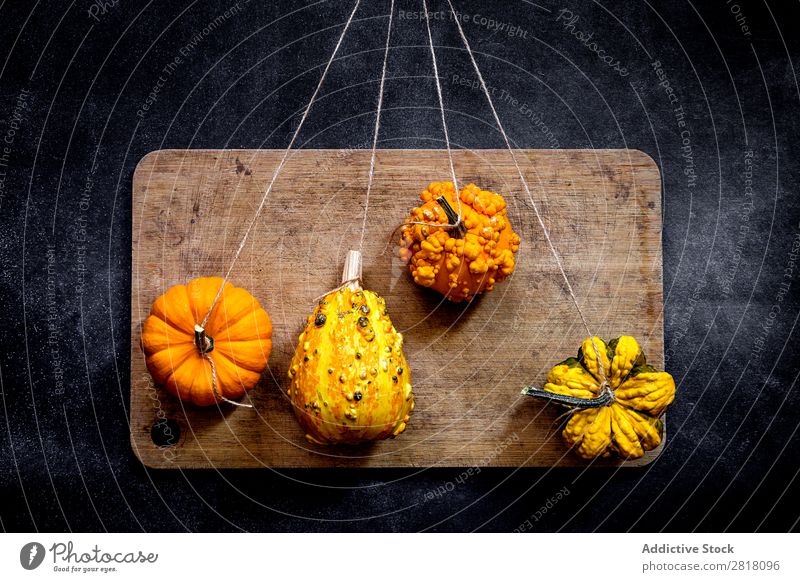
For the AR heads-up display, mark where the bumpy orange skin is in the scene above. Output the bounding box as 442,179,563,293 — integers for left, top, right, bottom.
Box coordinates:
141,277,272,406
288,287,414,445
399,182,521,302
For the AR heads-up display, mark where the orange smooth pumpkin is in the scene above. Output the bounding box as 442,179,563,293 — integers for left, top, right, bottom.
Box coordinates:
141,277,272,406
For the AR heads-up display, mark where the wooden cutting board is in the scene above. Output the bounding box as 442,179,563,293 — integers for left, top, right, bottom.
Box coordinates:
130,149,664,468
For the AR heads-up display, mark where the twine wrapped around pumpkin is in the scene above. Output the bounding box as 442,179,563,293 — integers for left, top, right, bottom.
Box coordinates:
312,250,363,304
140,277,271,408
193,324,253,409
398,182,521,302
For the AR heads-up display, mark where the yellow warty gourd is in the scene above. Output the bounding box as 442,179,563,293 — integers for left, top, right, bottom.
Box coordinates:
287,253,414,445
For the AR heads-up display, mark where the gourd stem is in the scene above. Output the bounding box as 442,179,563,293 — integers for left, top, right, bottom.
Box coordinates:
436,196,466,236
194,324,214,354
342,249,363,291
520,385,614,408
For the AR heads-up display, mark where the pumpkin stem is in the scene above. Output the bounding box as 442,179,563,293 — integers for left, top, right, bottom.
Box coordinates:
194,324,214,354
435,195,466,236
341,249,362,291
520,384,614,409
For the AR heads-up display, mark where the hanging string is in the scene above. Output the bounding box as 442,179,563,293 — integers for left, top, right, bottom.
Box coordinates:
310,0,394,306
423,0,459,208
389,0,464,234
357,0,395,256
200,0,363,328
193,323,252,408
311,277,360,304
192,0,361,408
312,249,363,304
441,0,609,386
378,0,471,257
204,351,250,409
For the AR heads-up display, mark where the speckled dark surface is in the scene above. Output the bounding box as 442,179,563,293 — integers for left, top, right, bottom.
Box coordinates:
1,0,798,532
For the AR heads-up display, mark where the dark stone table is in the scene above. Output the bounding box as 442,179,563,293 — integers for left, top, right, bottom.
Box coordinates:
1,0,798,531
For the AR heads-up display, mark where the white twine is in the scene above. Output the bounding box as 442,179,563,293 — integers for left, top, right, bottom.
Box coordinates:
442,0,609,385
201,0,363,328
312,277,361,304
203,352,253,409
391,0,465,235
358,0,395,255
313,0,394,305
195,0,362,406
423,0,460,211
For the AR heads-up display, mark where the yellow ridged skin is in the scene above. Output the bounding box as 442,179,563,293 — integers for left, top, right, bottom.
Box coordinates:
580,336,611,382
610,403,645,458
399,182,521,302
608,336,643,388
141,277,272,406
615,371,676,416
544,360,600,399
623,406,663,451
541,336,675,460
563,408,612,459
288,287,414,445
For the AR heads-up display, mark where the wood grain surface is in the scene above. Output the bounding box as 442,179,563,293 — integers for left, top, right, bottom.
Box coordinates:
130,149,664,468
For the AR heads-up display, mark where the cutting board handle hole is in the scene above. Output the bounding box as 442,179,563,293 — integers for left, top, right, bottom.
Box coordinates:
151,418,181,448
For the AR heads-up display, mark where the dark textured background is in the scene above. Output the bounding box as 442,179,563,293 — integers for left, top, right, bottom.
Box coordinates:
1,0,798,532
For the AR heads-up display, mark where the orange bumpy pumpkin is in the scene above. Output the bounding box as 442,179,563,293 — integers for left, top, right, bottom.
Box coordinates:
399,182,521,302
141,277,272,406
